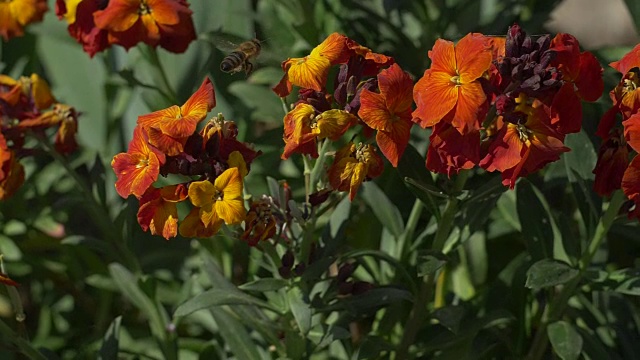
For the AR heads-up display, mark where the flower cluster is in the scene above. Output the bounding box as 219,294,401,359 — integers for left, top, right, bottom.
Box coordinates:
274,33,412,200
413,24,603,188
112,78,262,239
56,0,196,58
593,44,640,218
0,74,80,199
0,0,48,41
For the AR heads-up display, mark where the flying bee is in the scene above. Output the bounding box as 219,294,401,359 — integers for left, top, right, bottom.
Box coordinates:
220,38,262,76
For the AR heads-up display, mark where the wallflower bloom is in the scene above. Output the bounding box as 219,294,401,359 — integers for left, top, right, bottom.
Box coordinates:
413,33,492,133
242,197,277,246
0,134,24,200
188,167,245,228
282,103,357,160
112,126,166,198
593,129,629,196
328,142,384,200
550,33,603,102
55,0,109,57
359,64,413,167
19,104,79,154
273,33,347,97
0,0,48,41
179,208,219,238
480,95,569,188
426,122,479,176
138,78,215,156
137,184,188,240
93,0,196,53
0,74,55,110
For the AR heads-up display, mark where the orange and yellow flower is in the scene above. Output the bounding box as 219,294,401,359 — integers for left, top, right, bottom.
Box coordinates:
282,103,357,160
112,126,166,198
0,0,48,41
480,94,569,188
93,0,196,53
358,64,413,167
242,198,277,246
179,207,220,238
0,74,55,110
137,184,188,240
328,142,384,200
138,77,215,156
413,33,492,133
187,167,246,228
273,33,347,97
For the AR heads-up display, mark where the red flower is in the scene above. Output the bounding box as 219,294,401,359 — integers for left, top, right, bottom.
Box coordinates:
622,156,640,220
412,33,492,133
550,33,603,102
112,126,166,198
610,43,640,76
426,121,479,176
0,134,24,200
480,96,569,188
93,0,196,53
358,64,413,167
56,0,109,57
137,184,188,240
593,129,629,196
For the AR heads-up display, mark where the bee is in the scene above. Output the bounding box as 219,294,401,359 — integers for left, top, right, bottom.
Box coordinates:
220,39,262,76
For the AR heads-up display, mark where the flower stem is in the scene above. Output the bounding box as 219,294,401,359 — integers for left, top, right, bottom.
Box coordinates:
525,190,625,360
395,170,469,359
143,46,179,104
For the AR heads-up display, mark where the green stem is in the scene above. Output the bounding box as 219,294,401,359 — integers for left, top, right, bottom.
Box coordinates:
399,200,424,260
33,133,140,272
0,318,46,359
143,46,178,104
396,171,469,359
526,190,625,360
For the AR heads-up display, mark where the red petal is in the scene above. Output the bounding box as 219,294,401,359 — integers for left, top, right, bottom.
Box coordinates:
575,51,603,102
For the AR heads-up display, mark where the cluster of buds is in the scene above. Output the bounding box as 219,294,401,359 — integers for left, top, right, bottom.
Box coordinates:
413,24,603,188
335,263,373,296
0,74,80,199
0,0,48,41
274,33,413,200
112,78,262,240
55,0,196,57
593,45,640,218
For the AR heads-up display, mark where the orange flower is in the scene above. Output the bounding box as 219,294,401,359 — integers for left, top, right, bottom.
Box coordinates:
187,167,245,228
328,142,384,200
179,207,221,238
137,184,187,240
0,74,54,110
56,0,109,57
0,0,48,41
138,77,215,156
358,64,414,167
282,103,357,160
0,134,24,200
273,33,347,97
412,33,492,133
610,43,640,76
93,0,196,53
19,104,79,154
112,126,166,198
480,94,569,188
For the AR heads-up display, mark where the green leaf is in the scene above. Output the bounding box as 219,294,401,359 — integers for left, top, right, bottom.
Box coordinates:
432,306,466,334
525,259,579,291
98,316,121,360
174,288,279,318
319,288,412,314
625,0,640,31
210,308,262,360
417,254,446,277
238,278,288,292
615,277,640,296
361,182,405,237
287,287,312,335
563,130,597,181
516,180,554,260
548,321,583,360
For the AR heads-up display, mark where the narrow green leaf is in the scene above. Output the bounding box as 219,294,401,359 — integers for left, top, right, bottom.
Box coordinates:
361,182,405,237
287,287,312,335
417,254,446,277
239,278,288,292
548,321,583,360
98,316,121,360
319,288,412,314
516,180,554,260
525,259,579,291
210,308,262,360
432,306,466,334
174,288,279,318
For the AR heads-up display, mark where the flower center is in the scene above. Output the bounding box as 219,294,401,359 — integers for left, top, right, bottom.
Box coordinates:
136,157,149,169
139,0,151,15
450,75,462,86
214,188,224,201
516,123,532,143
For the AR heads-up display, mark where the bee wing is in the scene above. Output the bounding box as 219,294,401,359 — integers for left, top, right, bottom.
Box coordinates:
199,31,247,52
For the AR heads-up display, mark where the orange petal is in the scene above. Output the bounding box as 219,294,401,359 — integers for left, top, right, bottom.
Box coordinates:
93,0,139,32
624,113,640,153
287,55,331,92
378,64,413,113
610,43,640,75
376,117,412,167
310,32,347,64
428,39,456,75
314,109,357,140
450,81,485,133
147,0,181,25
412,70,458,128
456,33,492,82
179,207,222,238
359,90,389,131
180,77,215,123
